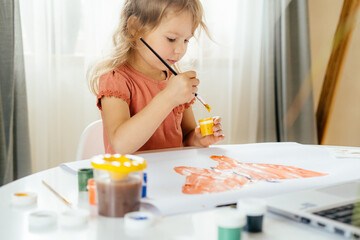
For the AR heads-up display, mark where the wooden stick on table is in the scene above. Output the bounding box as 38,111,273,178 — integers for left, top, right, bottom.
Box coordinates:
42,180,73,208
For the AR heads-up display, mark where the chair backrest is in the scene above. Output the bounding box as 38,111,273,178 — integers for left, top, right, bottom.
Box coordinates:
75,119,105,161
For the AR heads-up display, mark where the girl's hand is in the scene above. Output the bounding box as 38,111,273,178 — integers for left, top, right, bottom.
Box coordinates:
164,71,199,106
195,116,225,147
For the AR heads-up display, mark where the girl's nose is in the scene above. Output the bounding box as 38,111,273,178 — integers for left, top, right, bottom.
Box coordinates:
174,42,187,54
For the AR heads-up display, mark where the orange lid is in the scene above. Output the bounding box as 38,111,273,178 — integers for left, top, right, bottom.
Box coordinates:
87,178,95,186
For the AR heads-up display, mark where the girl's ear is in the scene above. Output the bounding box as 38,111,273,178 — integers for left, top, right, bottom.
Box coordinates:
127,15,139,36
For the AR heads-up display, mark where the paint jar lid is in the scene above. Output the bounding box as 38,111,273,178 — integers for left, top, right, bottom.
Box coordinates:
237,198,267,216
124,211,155,230
91,154,147,174
11,192,37,207
199,118,213,124
78,168,93,177
28,210,57,229
87,178,95,187
216,208,246,228
59,209,89,228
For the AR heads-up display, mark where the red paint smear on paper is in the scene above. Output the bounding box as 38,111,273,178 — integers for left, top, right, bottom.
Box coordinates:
174,155,328,194
174,167,252,194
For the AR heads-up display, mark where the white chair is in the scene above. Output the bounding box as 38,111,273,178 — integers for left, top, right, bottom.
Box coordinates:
75,119,105,161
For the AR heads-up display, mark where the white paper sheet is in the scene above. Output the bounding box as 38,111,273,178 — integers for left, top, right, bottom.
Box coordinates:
321,145,360,159
138,142,360,215
60,159,92,174
60,143,360,216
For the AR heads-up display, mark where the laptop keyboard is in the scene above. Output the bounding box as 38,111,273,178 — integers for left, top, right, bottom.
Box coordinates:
314,202,360,227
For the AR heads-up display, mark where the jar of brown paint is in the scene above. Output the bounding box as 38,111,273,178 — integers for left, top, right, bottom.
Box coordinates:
91,154,147,218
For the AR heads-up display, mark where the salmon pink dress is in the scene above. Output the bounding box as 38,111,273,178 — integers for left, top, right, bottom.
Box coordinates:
97,63,194,154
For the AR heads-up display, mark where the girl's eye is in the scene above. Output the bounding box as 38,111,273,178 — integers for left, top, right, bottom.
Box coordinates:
184,39,189,44
167,38,176,42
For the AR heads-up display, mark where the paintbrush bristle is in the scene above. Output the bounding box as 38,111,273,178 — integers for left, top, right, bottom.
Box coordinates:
205,104,211,112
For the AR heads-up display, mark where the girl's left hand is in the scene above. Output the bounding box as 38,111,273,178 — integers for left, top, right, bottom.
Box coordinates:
195,116,225,147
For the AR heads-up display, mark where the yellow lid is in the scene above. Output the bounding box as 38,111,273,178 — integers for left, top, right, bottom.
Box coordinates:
91,154,147,174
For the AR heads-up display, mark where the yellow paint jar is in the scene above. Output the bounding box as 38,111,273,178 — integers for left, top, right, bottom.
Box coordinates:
199,118,214,136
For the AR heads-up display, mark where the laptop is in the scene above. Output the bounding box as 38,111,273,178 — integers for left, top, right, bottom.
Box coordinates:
266,179,360,239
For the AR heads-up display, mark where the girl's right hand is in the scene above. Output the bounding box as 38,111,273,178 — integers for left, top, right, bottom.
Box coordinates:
164,71,199,106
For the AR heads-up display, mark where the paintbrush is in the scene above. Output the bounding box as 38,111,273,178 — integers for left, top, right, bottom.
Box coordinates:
42,180,73,208
139,37,211,112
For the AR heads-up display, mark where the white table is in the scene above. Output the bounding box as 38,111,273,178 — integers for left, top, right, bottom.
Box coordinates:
1,143,358,240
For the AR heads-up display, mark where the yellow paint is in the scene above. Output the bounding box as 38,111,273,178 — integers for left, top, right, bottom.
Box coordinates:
205,104,211,112
14,193,28,197
199,118,214,136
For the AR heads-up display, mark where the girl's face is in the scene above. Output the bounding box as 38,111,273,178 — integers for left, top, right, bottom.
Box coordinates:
133,10,194,79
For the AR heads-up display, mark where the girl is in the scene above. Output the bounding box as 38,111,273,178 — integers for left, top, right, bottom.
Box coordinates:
88,0,224,154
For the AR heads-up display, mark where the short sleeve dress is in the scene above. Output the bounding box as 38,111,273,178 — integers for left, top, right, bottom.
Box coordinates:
97,63,194,154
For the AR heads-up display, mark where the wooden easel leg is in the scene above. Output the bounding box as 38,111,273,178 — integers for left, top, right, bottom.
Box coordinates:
316,0,360,144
